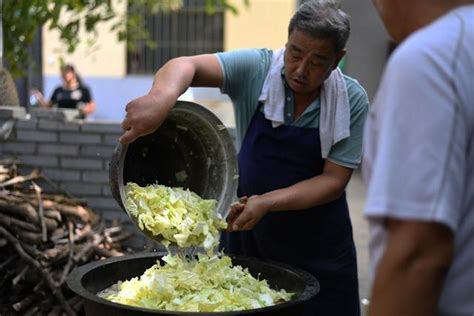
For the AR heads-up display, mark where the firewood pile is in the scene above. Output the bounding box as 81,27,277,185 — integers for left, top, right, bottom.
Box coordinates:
0,161,132,315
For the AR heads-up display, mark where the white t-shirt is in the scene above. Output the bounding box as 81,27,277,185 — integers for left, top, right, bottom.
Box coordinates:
363,5,474,315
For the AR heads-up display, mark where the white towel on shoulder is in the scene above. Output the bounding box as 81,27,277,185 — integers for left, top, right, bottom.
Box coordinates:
258,48,350,158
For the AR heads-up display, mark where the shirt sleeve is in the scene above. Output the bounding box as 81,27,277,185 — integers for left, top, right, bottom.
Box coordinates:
215,48,271,101
363,37,465,232
328,77,369,169
215,48,272,147
81,86,92,103
49,88,61,104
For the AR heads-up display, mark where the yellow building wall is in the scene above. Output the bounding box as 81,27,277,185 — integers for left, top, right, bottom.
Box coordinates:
224,0,296,51
42,0,296,77
42,0,127,77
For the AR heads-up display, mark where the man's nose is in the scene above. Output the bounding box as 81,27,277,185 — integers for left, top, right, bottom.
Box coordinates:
295,60,309,77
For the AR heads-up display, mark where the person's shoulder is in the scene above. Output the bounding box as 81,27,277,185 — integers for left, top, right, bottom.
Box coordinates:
53,86,64,93
216,48,272,62
215,48,274,85
79,84,91,92
343,74,369,110
389,6,472,71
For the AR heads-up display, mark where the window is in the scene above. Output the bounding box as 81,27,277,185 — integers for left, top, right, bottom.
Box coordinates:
127,0,224,75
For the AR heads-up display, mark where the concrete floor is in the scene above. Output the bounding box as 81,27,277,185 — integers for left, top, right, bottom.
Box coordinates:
346,171,371,315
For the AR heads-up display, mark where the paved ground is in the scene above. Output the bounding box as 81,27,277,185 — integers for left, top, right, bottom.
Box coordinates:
346,171,371,315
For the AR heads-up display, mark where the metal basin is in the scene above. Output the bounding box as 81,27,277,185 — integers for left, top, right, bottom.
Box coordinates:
67,252,320,316
109,101,239,241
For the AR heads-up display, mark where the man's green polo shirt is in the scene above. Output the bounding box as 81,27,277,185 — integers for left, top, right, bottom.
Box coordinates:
216,48,369,168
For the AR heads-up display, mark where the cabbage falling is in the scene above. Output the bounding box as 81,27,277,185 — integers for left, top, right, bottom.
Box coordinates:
125,182,227,252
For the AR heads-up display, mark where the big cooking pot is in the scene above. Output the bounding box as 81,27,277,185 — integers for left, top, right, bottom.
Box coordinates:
67,252,320,316
109,101,239,238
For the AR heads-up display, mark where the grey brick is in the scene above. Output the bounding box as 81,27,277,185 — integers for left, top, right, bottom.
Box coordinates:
80,145,115,158
61,157,102,170
31,178,57,194
84,197,118,210
18,165,36,175
82,170,109,183
102,134,122,145
2,142,36,154
0,119,16,140
16,118,38,129
0,106,26,119
81,122,123,133
17,130,57,142
30,108,80,121
102,184,113,197
60,182,102,195
38,119,81,131
18,155,59,168
103,159,111,171
38,144,79,156
100,209,129,222
59,132,101,144
42,168,80,182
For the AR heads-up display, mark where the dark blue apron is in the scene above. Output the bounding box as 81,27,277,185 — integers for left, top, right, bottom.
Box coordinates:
220,106,360,316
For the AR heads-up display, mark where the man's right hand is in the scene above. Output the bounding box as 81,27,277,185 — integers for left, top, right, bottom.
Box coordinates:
119,54,223,144
120,93,175,144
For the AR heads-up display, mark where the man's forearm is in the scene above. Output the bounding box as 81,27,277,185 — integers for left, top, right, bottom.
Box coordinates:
260,160,352,212
369,220,453,316
149,57,196,101
262,173,347,212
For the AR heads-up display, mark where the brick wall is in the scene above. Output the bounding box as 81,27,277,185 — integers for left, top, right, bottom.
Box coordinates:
0,106,125,221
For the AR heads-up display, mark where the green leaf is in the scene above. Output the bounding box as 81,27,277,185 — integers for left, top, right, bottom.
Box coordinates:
3,0,249,77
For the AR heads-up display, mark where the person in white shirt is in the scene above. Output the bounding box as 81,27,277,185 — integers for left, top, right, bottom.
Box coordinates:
363,0,474,315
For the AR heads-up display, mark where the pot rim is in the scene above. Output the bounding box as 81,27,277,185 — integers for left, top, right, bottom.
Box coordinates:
67,252,320,315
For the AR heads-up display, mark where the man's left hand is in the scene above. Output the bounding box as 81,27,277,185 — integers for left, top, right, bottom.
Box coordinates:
227,195,270,231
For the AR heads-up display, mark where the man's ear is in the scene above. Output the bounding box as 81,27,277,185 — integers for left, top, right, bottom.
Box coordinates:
333,49,346,70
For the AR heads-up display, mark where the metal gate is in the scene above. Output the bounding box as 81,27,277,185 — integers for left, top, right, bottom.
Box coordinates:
127,0,224,75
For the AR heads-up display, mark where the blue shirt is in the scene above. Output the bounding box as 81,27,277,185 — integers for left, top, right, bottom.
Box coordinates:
216,48,369,168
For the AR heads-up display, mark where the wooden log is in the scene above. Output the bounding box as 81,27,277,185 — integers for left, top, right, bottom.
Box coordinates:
12,265,29,286
0,198,60,232
0,213,39,232
110,231,134,244
0,254,17,271
93,245,123,258
32,181,47,242
56,222,75,286
0,226,75,316
73,224,92,243
0,199,39,224
43,200,91,223
13,295,35,312
44,209,62,221
23,305,40,316
14,229,43,245
0,168,40,188
50,228,67,242
41,244,71,263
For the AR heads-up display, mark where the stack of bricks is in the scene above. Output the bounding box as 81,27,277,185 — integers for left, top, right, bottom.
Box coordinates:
0,106,126,221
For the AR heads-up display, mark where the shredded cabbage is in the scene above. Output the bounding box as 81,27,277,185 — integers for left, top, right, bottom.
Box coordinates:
124,182,227,252
100,253,293,312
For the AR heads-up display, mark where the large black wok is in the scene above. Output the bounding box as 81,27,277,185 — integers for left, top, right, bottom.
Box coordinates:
67,252,319,316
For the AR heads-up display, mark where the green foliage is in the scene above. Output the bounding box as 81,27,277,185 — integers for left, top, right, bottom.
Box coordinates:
2,0,248,77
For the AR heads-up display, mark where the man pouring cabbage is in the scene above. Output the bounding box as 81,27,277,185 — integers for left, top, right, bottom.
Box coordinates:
120,1,369,315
